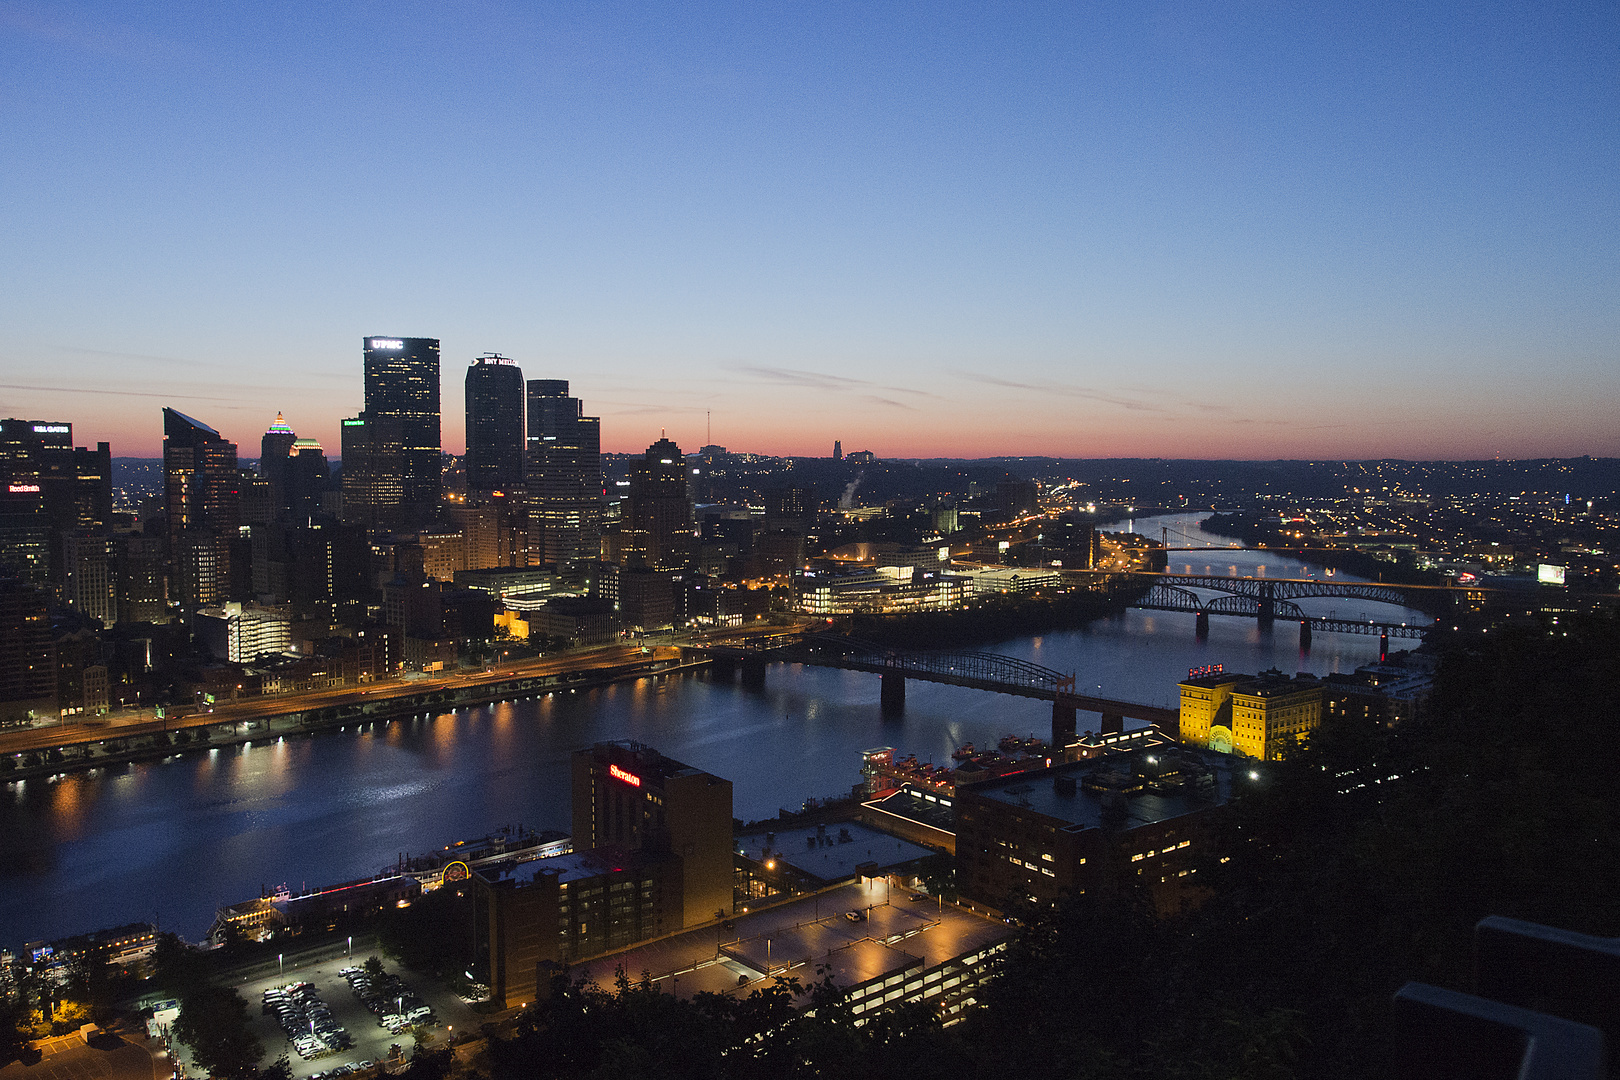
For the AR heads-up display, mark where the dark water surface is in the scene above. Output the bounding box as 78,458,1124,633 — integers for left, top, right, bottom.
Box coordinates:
0,514,1428,944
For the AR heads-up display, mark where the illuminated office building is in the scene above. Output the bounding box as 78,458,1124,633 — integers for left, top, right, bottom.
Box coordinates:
621,438,693,571
162,408,239,610
524,380,601,572
340,413,404,532
363,336,441,526
465,355,525,495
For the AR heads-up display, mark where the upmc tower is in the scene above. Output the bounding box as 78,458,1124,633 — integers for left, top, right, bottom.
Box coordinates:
362,336,441,525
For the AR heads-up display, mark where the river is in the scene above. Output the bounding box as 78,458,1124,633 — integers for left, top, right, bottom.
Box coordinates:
0,513,1429,946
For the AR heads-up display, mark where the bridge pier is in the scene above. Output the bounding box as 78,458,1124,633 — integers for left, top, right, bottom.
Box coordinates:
709,654,737,681
740,656,767,689
1052,698,1077,748
1195,610,1209,639
1380,632,1389,663
1299,620,1312,652
880,672,905,714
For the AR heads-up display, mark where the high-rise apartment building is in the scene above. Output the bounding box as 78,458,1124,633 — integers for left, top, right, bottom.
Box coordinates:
525,380,601,573
465,355,524,495
163,409,240,610
363,336,441,526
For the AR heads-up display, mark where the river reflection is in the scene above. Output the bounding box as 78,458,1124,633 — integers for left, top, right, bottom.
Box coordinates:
0,513,1430,945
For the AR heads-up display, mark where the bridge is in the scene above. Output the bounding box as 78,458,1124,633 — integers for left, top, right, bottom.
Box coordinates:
1134,581,1430,653
701,634,1179,746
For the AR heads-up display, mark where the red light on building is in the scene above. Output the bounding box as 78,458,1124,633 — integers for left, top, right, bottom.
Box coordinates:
608,763,642,787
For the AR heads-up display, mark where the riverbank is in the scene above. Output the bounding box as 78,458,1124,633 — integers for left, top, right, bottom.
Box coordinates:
842,581,1149,649
1199,512,1455,617
0,652,701,785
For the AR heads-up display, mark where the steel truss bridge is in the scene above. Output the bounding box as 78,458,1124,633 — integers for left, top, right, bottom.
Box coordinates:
1135,579,1430,639
709,635,1179,728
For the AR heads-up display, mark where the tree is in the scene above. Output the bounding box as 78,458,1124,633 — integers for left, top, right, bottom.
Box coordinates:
0,990,32,1065
174,986,263,1080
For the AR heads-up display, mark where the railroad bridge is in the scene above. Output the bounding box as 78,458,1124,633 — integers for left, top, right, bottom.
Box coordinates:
1134,576,1432,653
703,634,1178,746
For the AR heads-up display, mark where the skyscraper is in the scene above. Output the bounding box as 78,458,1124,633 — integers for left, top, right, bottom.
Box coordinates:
340,413,404,531
363,336,441,525
464,355,524,495
622,437,693,571
163,408,239,609
260,412,297,515
525,380,602,573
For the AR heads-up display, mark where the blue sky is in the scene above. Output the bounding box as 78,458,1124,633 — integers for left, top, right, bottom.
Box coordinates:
1,1,1615,458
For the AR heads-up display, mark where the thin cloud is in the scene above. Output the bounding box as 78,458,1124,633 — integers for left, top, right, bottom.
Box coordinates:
0,383,234,402
951,371,1169,413
726,364,938,399
49,345,208,367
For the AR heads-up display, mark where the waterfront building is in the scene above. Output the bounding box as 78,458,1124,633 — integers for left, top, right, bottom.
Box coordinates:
475,742,733,1008
571,741,733,929
362,336,441,527
860,785,959,855
793,566,970,615
193,602,293,664
0,572,55,725
1177,669,1323,760
1324,655,1435,728
0,419,111,604
163,408,239,610
955,747,1234,914
465,355,525,496
567,878,1010,1027
524,380,602,573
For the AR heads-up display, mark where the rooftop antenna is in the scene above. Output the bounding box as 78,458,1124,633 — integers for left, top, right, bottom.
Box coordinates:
707,410,711,446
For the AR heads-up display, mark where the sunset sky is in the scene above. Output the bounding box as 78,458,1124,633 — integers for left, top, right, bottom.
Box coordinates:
1,2,1615,460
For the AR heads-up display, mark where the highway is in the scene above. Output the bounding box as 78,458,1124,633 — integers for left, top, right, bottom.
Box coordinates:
0,643,683,757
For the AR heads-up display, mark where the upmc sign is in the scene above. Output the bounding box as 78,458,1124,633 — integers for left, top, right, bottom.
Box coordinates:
608,763,642,787
369,338,404,350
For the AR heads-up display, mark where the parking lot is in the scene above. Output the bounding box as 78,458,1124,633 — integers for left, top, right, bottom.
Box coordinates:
235,955,481,1078
0,1033,167,1080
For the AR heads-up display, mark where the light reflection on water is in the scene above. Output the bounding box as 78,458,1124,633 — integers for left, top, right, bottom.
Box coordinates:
0,513,1431,945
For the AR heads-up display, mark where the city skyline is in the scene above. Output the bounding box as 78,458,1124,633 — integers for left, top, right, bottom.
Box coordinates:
1,2,1616,460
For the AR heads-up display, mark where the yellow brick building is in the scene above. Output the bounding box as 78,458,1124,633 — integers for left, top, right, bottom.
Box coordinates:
1179,669,1323,760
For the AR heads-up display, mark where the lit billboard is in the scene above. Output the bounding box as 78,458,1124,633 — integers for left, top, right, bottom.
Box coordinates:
1537,564,1566,586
